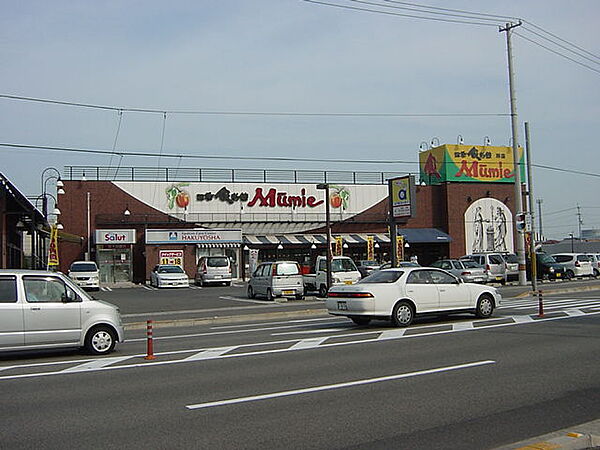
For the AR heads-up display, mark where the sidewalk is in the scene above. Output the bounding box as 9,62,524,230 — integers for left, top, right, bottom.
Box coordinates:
498,419,600,449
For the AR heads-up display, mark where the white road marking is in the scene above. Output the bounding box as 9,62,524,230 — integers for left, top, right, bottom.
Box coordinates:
219,296,280,305
2,310,599,382
60,356,132,373
271,328,348,336
210,317,340,330
289,337,329,350
141,285,154,291
185,360,497,410
377,329,407,340
452,322,474,331
182,347,237,361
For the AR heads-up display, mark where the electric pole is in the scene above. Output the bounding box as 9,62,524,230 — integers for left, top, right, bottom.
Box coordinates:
536,198,543,241
577,204,583,239
500,21,527,286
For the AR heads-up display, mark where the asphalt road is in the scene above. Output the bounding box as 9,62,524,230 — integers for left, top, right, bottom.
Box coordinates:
1,290,599,449
91,277,600,324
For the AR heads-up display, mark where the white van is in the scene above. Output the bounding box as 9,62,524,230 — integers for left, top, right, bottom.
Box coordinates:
247,261,305,301
195,256,232,286
0,270,124,354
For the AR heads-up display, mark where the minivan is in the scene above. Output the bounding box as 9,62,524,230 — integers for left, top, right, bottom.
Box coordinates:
0,270,124,354
68,261,100,291
461,253,507,284
247,261,305,301
586,254,600,278
195,256,232,286
551,253,594,279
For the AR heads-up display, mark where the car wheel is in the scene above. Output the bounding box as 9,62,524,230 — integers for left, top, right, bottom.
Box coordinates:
225,282,231,286
350,316,371,326
247,286,255,299
566,270,574,280
475,294,494,318
319,284,328,298
295,293,305,300
593,269,599,278
84,326,116,355
266,288,274,301
392,301,414,327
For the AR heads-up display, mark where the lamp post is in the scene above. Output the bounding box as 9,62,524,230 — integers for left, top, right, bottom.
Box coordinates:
569,233,574,252
317,183,332,292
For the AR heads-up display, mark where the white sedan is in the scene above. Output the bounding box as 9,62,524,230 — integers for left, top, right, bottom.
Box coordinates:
150,265,189,288
326,267,501,327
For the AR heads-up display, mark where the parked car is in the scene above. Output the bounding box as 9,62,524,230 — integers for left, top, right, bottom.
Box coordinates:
526,252,565,281
357,260,381,278
378,261,420,270
586,253,600,277
150,264,189,288
195,256,232,286
67,261,100,291
303,256,362,297
461,253,507,284
326,267,501,327
430,258,488,283
501,253,519,282
248,261,304,301
551,253,594,279
0,270,124,354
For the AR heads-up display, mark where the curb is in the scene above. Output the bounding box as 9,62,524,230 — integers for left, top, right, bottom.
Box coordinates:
124,308,327,330
512,285,600,299
498,419,600,449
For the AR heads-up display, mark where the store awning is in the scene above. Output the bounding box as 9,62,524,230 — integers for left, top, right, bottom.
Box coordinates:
197,242,241,248
243,229,451,246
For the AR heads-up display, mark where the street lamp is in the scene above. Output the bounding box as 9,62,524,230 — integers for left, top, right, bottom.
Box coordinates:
316,183,332,292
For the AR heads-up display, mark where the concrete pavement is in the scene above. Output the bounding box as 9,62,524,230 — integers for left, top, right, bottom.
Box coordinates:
499,418,600,449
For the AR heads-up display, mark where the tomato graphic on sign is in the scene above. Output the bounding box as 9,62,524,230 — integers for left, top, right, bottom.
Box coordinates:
166,183,190,210
329,186,350,210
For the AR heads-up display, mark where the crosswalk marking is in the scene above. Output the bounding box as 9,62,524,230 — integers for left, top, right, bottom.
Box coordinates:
1,308,599,382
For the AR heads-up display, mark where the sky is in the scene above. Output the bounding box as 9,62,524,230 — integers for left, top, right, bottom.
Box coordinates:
1,0,598,240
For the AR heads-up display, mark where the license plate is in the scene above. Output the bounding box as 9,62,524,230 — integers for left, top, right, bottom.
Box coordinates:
337,301,348,310
282,290,294,295
344,280,353,285
556,273,561,277
214,275,222,279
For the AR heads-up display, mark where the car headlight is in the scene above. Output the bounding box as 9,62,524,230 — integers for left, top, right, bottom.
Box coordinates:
333,276,341,283
549,267,555,272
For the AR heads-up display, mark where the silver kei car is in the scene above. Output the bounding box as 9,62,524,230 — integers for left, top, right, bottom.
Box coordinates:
431,258,488,283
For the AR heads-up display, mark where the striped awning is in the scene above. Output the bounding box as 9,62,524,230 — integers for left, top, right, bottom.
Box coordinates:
196,242,241,248
243,229,451,246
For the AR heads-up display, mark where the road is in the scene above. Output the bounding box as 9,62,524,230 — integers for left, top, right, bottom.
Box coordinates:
0,288,599,449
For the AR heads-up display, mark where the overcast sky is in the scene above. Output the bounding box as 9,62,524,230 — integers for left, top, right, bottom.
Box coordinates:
1,1,598,240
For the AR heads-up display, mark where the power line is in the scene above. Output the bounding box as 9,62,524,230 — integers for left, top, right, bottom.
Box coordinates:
0,94,508,118
522,20,600,62
2,142,599,178
301,0,499,27
514,32,600,75
520,26,600,67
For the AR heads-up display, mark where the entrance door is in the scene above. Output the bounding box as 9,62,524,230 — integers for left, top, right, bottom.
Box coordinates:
97,248,132,283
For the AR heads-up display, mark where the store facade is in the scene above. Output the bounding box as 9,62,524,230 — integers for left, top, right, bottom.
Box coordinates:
56,143,523,284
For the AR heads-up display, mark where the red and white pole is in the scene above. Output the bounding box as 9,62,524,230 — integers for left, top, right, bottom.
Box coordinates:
145,320,156,360
538,290,544,317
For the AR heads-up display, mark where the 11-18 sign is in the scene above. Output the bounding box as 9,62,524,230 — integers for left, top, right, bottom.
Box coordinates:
159,250,184,267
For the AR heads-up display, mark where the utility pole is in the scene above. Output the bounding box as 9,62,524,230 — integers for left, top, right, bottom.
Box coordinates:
536,198,544,241
500,21,527,286
524,122,537,291
577,204,583,239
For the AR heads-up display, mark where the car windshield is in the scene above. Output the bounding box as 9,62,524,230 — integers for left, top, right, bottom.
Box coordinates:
537,254,556,264
158,265,184,273
70,263,98,272
503,254,519,263
359,270,403,283
399,262,420,267
207,257,228,267
276,263,300,276
359,261,379,267
462,260,482,269
331,258,358,272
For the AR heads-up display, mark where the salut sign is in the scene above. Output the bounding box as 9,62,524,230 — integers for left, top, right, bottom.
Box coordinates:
195,186,324,208
95,229,136,244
